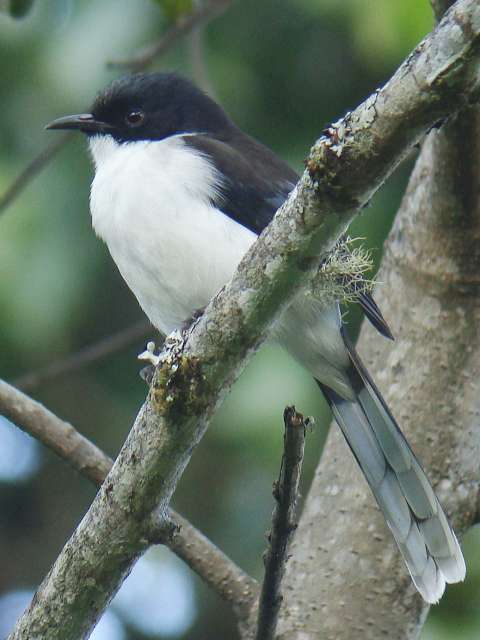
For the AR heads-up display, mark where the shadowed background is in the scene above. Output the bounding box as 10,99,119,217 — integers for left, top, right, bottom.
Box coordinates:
0,1,478,638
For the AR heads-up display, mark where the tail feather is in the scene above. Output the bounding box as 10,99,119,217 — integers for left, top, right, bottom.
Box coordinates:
318,339,465,604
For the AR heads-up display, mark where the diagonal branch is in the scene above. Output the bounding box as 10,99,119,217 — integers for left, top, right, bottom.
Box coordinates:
0,133,71,217
108,0,234,71
0,378,112,485
255,407,307,640
13,320,152,392
9,2,480,638
0,378,258,616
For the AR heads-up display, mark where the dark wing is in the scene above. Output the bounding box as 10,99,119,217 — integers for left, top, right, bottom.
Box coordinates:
184,133,393,339
183,133,297,234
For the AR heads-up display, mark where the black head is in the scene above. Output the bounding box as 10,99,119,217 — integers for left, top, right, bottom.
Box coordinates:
46,72,236,142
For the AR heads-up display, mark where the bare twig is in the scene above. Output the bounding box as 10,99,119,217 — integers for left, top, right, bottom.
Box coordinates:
13,320,153,392
108,0,233,71
189,0,217,97
0,133,71,216
0,377,258,613
255,407,307,640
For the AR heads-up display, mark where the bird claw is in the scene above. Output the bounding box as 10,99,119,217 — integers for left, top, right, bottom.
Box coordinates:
137,332,185,384
139,364,155,384
138,340,161,366
304,416,315,432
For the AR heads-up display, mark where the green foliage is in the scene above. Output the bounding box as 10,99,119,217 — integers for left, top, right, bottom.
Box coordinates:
295,0,433,69
153,0,194,22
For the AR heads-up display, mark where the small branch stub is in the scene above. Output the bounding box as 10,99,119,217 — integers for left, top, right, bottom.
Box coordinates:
255,406,308,640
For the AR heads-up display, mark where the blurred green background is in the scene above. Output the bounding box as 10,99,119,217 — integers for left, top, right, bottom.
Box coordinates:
0,1,478,639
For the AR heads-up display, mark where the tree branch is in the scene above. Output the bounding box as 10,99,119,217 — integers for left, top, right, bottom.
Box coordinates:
9,2,480,637
277,3,480,638
255,407,307,640
189,13,217,97
0,133,71,217
108,0,233,71
0,377,258,616
13,320,152,392
0,378,112,485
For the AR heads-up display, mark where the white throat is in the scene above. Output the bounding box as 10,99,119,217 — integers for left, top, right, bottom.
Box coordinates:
88,134,256,334
88,135,121,168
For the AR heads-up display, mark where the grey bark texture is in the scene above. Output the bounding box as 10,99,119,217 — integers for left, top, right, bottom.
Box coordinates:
8,1,480,638
276,86,480,640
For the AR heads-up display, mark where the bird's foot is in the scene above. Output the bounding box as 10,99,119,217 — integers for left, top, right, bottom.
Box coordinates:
138,341,161,384
137,331,186,384
138,340,161,366
139,364,155,384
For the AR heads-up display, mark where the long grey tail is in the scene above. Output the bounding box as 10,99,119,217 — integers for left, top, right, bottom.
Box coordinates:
318,335,465,604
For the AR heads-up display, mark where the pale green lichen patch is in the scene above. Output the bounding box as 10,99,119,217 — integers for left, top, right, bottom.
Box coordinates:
308,237,374,306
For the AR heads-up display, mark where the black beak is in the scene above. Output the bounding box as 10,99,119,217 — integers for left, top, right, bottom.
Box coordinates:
45,113,114,134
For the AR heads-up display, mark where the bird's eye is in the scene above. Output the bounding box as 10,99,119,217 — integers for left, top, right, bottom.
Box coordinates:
125,110,145,127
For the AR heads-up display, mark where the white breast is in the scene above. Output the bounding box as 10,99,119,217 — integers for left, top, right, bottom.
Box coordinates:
89,135,257,334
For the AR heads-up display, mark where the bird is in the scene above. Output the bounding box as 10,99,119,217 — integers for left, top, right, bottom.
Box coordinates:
46,71,465,603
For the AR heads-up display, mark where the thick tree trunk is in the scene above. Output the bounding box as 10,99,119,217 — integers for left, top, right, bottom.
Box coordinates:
277,111,480,639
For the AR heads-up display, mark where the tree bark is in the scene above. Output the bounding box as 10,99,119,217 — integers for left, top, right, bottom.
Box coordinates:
277,103,480,640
